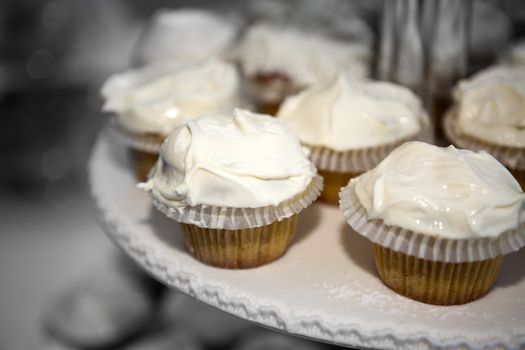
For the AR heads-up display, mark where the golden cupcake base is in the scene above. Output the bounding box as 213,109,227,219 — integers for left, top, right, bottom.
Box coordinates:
373,244,502,305
509,168,525,191
129,149,158,182
181,215,298,269
318,170,361,205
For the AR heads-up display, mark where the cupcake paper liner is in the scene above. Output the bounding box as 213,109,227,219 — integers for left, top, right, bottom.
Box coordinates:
373,244,502,305
339,181,525,263
109,119,164,154
309,115,432,173
181,215,297,268
308,136,413,173
150,175,323,230
444,108,525,171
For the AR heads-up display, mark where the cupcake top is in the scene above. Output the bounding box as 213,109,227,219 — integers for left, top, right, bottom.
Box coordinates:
454,65,525,147
236,23,370,87
276,73,426,151
135,8,238,65
140,109,316,208
101,59,240,136
352,141,525,239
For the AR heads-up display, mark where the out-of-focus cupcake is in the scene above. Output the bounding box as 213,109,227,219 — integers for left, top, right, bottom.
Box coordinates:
133,8,239,65
236,22,371,115
139,109,322,268
277,72,429,204
101,59,241,180
340,141,525,305
444,65,525,189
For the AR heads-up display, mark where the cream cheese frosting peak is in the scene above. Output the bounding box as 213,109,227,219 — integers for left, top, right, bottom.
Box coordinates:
455,65,525,147
101,59,240,135
140,109,316,208
353,141,525,239
236,23,370,87
277,73,425,151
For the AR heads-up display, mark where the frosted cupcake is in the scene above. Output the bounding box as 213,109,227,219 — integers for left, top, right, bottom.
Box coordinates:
139,109,322,269
133,8,238,65
277,72,429,204
340,141,525,305
236,22,370,115
444,65,525,189
101,59,240,180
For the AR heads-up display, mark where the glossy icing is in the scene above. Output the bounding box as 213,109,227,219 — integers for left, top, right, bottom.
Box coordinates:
101,59,240,135
353,142,525,239
455,65,525,147
140,109,316,208
277,73,425,151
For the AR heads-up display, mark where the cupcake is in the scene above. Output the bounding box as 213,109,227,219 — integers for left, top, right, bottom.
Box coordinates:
444,65,525,189
101,59,241,180
133,8,239,65
139,109,322,269
340,141,525,305
236,22,370,115
277,72,429,204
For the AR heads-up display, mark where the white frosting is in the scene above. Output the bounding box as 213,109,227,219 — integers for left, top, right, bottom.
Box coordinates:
101,60,240,135
236,23,370,87
140,109,316,208
353,141,525,239
455,65,525,147
277,73,425,151
136,8,237,65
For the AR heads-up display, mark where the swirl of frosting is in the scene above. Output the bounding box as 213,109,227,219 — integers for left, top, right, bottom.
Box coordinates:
276,73,426,150
455,65,525,147
236,23,370,87
353,141,525,239
136,8,238,65
101,59,240,135
140,109,316,208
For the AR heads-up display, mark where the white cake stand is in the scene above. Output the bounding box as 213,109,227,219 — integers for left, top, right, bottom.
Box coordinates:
89,128,525,350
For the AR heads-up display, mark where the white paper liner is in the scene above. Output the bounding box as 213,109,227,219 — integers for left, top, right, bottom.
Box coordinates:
444,108,525,171
339,180,525,263
309,116,431,173
108,119,164,154
150,175,323,230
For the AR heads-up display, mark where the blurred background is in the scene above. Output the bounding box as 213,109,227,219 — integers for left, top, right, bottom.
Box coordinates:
1,0,524,349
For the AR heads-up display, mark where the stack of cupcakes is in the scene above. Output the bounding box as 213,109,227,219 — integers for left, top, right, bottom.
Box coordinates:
99,6,525,311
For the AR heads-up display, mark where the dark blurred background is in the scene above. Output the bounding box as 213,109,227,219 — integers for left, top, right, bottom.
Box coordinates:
1,0,525,349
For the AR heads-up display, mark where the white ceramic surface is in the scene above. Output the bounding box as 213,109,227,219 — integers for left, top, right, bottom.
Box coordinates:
89,128,525,350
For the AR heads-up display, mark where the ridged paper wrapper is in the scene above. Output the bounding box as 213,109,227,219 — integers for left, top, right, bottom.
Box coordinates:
147,175,323,230
339,180,525,263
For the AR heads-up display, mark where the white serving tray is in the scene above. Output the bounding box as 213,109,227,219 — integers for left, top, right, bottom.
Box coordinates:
89,128,525,350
